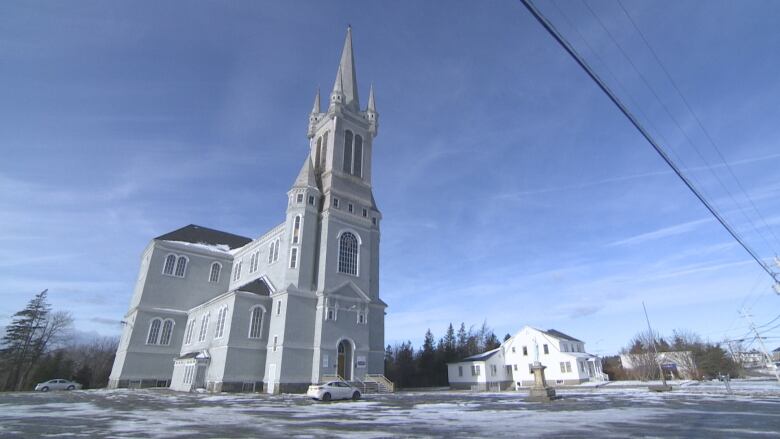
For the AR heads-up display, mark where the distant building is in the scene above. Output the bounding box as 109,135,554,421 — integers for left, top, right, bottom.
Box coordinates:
772,347,780,362
620,351,696,379
732,350,768,369
447,326,606,391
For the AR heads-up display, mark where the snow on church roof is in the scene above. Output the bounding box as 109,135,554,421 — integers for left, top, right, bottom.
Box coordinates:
155,224,252,250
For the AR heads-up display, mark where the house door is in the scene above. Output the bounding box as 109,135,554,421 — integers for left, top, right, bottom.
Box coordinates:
337,340,352,380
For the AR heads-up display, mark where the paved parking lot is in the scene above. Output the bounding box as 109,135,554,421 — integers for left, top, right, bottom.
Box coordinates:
0,380,778,438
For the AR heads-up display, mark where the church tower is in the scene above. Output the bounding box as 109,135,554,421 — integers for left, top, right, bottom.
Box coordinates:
265,27,386,392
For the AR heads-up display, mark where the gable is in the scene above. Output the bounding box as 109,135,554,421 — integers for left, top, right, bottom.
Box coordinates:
327,281,370,302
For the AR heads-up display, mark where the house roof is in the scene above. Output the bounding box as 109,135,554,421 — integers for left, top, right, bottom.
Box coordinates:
457,347,501,363
543,329,582,343
773,347,780,353
155,224,252,250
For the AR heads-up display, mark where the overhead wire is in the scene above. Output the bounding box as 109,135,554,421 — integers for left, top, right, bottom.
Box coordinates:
616,0,780,252
579,0,778,261
517,0,779,283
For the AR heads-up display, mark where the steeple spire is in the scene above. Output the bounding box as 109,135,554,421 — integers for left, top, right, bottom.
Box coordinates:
333,26,359,111
367,83,376,113
311,88,321,113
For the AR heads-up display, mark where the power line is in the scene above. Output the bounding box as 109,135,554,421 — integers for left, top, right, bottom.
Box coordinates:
518,0,780,284
579,0,778,260
616,0,780,251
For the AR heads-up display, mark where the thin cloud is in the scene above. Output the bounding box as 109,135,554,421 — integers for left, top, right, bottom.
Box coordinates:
607,218,712,247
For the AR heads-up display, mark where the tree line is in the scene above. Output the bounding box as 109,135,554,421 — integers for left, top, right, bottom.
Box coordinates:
0,290,118,391
384,321,504,388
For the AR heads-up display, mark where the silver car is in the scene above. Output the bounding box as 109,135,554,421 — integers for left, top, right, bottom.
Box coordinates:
34,379,82,392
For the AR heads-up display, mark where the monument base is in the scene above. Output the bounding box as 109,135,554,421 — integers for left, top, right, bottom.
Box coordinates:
526,362,558,402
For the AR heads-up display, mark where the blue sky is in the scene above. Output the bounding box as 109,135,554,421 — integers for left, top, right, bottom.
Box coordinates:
2,0,780,355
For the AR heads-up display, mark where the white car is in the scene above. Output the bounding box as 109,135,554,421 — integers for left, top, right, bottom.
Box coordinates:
34,379,82,392
307,381,361,401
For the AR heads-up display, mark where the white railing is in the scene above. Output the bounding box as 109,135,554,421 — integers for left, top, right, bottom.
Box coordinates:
365,374,395,392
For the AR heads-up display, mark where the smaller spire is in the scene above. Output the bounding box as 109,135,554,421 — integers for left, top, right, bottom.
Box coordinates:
311,88,321,113
332,66,343,95
367,83,376,113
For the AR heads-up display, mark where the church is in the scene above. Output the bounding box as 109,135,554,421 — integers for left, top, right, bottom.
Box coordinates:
108,28,389,393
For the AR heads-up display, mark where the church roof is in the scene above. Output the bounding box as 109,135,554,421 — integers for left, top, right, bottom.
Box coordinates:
235,278,271,296
454,347,501,363
155,224,252,250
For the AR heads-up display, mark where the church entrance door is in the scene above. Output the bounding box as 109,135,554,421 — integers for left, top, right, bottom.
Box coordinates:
337,340,352,381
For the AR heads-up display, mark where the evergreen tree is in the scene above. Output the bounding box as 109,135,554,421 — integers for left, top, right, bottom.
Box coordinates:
456,323,468,358
0,290,73,390
504,333,512,342
418,329,436,386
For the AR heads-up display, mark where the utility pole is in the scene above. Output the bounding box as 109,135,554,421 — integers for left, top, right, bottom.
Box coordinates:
643,302,671,391
741,310,780,383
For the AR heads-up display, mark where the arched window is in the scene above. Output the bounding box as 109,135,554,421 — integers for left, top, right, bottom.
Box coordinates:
248,306,265,339
321,131,328,169
315,137,322,169
290,247,298,269
342,130,353,173
215,306,228,339
209,262,221,283
233,261,242,281
163,255,176,275
338,232,359,275
174,256,187,277
268,242,274,263
184,319,195,345
147,318,162,344
160,319,174,345
292,216,301,244
353,135,363,177
273,239,280,262
198,313,210,342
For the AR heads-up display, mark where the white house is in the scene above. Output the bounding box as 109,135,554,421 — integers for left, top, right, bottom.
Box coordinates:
448,326,606,390
109,28,389,394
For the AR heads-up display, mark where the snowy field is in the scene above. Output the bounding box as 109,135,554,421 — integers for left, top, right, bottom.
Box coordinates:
0,380,778,438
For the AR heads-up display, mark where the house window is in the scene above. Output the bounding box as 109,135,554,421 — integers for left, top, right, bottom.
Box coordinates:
565,362,572,373
471,365,481,376
563,343,568,352
308,195,315,205
348,203,353,213
273,239,279,262
198,313,210,342
184,319,195,345
362,208,367,218
513,364,518,371
233,261,242,281
163,255,176,275
490,364,497,376
458,366,463,377
333,197,339,208
338,232,359,275
343,130,353,174
174,256,187,277
372,217,377,226
290,247,298,269
215,306,228,339
209,262,221,283
160,319,174,345
249,306,264,339
296,193,303,204
522,346,528,356
273,335,278,352
543,344,549,355
276,300,282,316
353,135,363,177
512,347,516,353
560,362,566,373
292,216,301,244
146,318,162,344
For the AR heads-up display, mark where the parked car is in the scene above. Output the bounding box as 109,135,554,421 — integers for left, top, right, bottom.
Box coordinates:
306,381,361,401
34,379,82,392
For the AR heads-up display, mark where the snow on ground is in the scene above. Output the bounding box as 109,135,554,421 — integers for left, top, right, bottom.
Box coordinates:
0,380,778,438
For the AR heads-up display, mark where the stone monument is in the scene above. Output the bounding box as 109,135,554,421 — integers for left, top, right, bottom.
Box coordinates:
526,338,557,402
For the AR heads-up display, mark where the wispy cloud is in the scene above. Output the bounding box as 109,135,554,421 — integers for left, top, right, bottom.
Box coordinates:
607,217,712,247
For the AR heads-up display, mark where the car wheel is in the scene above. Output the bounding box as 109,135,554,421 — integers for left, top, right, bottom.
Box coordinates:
322,392,331,402
41,386,49,392
67,385,75,390
352,391,361,401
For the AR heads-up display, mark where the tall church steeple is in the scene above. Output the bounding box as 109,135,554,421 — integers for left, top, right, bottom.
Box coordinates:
333,26,359,112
